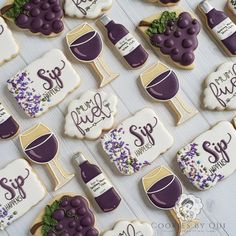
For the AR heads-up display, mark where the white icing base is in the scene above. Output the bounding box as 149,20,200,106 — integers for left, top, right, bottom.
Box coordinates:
64,0,113,19
102,220,154,236
203,62,236,110
0,159,46,230
65,90,117,140
101,108,174,175
0,17,19,65
7,49,81,118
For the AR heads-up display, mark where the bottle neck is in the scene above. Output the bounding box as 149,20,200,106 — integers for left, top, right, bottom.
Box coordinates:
200,0,214,14
100,15,115,29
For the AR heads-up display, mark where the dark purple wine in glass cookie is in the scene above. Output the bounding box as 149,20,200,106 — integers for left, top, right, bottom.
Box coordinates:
2,0,64,37
30,194,99,236
138,11,201,69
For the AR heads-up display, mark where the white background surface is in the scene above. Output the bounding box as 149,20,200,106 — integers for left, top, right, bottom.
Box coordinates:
0,0,236,235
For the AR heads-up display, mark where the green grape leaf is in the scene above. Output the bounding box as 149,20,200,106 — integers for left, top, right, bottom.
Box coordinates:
146,11,178,37
41,200,60,236
4,0,29,19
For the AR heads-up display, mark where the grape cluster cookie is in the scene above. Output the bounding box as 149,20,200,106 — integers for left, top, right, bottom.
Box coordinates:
139,11,201,69
148,0,180,6
30,194,99,236
2,0,64,37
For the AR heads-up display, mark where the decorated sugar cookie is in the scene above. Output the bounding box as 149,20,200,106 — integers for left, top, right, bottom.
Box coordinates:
0,159,46,230
148,0,180,6
203,62,236,110
142,166,203,236
177,121,236,190
228,0,236,17
140,62,198,125
101,108,174,175
7,49,81,118
64,0,112,19
65,90,117,140
100,15,149,69
1,0,64,37
138,11,201,69
20,123,74,191
102,220,154,236
199,1,236,56
73,152,121,212
30,193,99,236
0,101,19,139
66,23,119,88
0,16,19,65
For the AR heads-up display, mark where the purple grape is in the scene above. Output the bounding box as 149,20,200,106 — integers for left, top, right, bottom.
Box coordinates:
41,2,50,10
164,28,171,36
52,20,63,33
151,34,163,44
171,48,179,55
52,209,65,221
182,39,193,48
86,228,99,236
69,220,77,228
45,12,55,21
77,207,86,216
81,216,92,227
66,208,76,217
181,52,195,65
76,226,83,232
60,233,70,236
70,197,81,208
177,18,189,28
32,0,40,4
16,14,29,27
188,27,196,35
174,30,182,37
31,18,43,29
55,223,64,231
30,8,40,17
164,39,174,48
74,233,83,236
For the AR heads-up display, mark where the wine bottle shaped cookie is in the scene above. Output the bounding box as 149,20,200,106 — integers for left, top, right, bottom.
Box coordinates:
66,23,119,88
140,62,198,125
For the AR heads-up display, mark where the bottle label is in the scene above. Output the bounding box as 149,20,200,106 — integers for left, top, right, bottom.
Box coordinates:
0,103,10,124
86,173,113,198
212,18,236,41
115,33,140,56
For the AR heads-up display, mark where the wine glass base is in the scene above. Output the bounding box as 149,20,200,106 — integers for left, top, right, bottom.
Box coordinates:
99,73,119,87
176,109,198,125
54,174,75,191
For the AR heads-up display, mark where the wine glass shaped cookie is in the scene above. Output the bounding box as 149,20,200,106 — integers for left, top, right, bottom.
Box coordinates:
0,101,19,139
30,193,99,236
101,108,174,175
102,220,154,236
64,0,112,19
140,62,198,125
177,120,236,190
1,0,64,37
147,0,180,7
0,16,19,65
138,11,201,69
227,0,236,17
7,49,81,118
66,23,119,88
199,1,236,56
142,166,203,236
19,123,74,191
65,90,117,140
0,159,46,230
203,62,236,110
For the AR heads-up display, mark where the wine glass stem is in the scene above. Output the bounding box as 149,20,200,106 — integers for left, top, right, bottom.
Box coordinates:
168,93,198,125
92,55,119,87
47,157,74,191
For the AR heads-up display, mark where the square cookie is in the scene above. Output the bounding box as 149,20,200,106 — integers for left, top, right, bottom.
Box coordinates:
0,159,46,230
7,49,81,118
177,121,236,190
101,108,174,175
